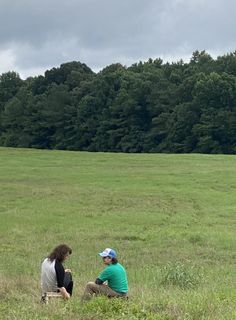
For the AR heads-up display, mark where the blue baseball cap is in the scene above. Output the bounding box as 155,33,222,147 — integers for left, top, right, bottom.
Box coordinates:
99,248,117,258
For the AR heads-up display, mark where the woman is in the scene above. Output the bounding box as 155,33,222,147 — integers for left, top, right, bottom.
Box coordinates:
41,244,73,300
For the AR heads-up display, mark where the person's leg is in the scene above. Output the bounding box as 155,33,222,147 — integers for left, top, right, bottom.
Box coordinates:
81,282,100,301
64,271,73,296
81,282,121,301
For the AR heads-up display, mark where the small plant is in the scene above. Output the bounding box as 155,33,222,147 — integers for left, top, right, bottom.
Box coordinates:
161,262,202,289
188,233,205,245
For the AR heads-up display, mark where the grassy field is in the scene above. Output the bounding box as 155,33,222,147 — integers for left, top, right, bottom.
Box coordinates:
0,147,235,320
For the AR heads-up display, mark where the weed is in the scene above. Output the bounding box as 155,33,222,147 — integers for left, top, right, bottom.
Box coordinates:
160,262,202,289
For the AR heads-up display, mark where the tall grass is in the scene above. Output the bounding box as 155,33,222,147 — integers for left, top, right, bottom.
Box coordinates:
160,262,202,289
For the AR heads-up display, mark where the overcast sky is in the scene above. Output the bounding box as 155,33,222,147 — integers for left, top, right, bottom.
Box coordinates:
0,0,235,79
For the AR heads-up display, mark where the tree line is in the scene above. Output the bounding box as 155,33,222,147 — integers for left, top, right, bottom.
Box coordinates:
1,50,236,153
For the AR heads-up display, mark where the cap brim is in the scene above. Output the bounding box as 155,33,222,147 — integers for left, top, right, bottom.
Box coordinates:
98,252,108,257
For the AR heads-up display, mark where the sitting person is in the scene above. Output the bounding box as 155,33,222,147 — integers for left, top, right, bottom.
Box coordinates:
82,248,128,301
41,244,73,301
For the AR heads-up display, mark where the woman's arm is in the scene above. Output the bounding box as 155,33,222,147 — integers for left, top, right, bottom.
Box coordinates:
55,260,70,299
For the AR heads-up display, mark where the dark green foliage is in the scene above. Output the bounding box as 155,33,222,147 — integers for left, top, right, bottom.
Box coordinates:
1,52,236,153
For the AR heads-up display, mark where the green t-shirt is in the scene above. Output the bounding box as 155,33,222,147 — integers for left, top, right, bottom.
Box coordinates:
98,263,128,293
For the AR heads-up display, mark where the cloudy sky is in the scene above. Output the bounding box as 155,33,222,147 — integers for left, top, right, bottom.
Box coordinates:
0,0,235,79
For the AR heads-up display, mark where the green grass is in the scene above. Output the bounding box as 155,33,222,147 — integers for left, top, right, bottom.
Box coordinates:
0,147,235,319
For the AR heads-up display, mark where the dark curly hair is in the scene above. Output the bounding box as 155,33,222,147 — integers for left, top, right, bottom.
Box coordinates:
48,244,72,262
111,257,118,264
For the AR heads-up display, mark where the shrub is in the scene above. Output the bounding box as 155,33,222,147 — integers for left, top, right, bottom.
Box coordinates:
160,262,202,289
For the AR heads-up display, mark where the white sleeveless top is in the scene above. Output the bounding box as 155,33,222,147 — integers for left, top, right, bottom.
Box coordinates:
41,258,57,293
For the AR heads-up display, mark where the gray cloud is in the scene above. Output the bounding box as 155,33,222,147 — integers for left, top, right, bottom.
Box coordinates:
0,0,235,78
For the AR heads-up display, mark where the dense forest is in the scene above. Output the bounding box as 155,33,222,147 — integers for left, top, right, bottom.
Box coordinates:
1,50,236,153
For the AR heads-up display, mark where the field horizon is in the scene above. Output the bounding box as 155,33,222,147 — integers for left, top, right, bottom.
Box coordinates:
0,147,235,320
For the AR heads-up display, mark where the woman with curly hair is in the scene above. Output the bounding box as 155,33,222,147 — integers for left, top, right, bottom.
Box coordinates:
41,244,73,300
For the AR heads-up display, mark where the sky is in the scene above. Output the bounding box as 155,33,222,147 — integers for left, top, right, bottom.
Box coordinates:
0,0,235,79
